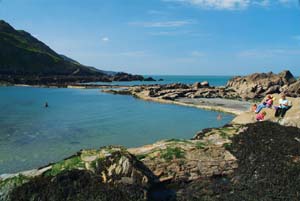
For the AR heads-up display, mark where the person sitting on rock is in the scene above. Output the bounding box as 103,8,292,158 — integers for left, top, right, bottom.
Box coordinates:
255,95,274,113
256,111,266,121
251,104,257,112
274,94,291,118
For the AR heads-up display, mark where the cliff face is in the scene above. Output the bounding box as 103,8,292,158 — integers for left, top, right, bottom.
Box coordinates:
0,20,147,84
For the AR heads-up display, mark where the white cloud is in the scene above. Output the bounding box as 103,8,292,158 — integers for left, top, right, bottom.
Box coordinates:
98,51,147,57
162,0,298,10
253,0,270,7
191,50,206,57
147,10,169,15
149,31,180,36
278,0,294,4
149,30,206,36
293,35,300,40
163,0,251,10
118,51,147,57
101,37,109,42
129,20,196,27
238,48,300,58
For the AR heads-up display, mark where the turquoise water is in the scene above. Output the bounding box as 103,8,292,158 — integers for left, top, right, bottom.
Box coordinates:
88,75,233,86
0,76,234,174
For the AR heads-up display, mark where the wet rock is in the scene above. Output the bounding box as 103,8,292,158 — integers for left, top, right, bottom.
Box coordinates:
144,77,156,81
11,170,147,201
0,146,157,201
218,121,300,200
201,81,209,87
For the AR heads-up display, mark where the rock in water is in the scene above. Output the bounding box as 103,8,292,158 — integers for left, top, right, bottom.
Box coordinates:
144,77,156,81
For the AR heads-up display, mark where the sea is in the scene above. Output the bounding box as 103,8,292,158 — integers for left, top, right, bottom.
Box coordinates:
88,75,232,86
0,75,234,174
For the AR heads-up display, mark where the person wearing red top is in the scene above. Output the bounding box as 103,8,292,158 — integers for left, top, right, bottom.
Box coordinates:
256,111,266,121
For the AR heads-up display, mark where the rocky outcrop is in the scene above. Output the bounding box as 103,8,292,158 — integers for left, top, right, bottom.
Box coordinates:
285,80,300,97
102,70,300,104
143,77,156,81
2,122,300,200
174,122,300,201
192,81,209,89
0,146,157,201
0,124,243,201
226,70,298,99
104,82,240,102
129,125,240,183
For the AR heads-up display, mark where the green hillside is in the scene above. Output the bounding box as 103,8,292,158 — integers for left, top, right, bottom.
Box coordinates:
0,20,105,76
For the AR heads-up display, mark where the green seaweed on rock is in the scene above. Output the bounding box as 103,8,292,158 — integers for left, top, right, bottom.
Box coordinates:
43,156,85,177
161,147,185,161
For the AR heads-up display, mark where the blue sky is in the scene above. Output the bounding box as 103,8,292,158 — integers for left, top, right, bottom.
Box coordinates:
0,0,300,75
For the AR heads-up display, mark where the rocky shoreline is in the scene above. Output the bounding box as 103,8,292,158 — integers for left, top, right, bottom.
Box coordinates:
0,73,157,87
1,70,300,201
1,122,300,201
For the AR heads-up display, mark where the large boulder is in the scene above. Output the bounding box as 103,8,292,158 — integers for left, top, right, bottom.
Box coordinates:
200,81,209,87
285,80,300,97
278,70,296,84
192,82,201,89
192,81,209,89
226,70,297,99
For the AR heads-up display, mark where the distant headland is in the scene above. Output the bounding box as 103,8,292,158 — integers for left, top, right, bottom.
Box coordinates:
0,20,155,86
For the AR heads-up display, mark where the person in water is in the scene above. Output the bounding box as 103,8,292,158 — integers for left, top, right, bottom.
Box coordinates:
255,95,274,113
217,114,222,121
44,102,48,108
274,94,291,118
256,111,266,121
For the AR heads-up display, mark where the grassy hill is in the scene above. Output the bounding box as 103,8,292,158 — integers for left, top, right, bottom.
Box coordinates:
0,20,146,85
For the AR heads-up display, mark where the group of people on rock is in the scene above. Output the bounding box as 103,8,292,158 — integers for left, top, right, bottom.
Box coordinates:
253,94,292,122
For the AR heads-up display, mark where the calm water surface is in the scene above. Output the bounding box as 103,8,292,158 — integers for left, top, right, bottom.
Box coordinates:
0,85,234,174
88,75,233,86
